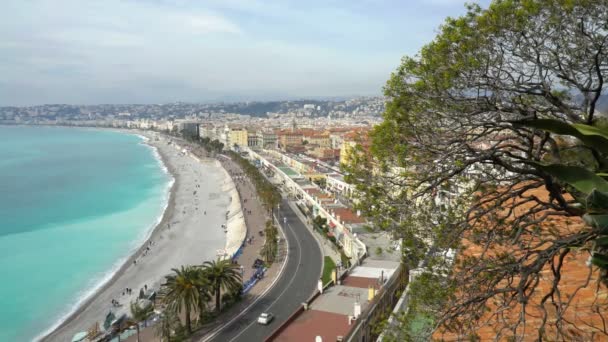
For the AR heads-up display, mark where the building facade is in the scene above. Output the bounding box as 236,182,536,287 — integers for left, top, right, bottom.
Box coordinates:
229,128,248,148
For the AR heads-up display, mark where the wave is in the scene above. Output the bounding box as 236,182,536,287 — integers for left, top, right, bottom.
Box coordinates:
35,132,175,342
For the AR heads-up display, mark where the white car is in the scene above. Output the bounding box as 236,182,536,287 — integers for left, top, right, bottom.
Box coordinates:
257,312,274,325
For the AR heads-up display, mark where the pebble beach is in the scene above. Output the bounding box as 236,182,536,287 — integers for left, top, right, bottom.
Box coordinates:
42,131,245,341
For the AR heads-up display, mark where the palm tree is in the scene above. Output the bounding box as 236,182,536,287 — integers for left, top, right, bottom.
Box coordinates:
155,309,177,342
265,221,278,242
261,241,271,263
261,221,279,262
202,259,242,312
129,300,154,342
194,269,212,324
162,266,201,334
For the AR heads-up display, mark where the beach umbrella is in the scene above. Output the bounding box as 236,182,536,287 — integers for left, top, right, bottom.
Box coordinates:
71,331,87,342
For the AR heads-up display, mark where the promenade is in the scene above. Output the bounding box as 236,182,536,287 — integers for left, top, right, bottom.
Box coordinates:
43,133,229,342
124,145,286,342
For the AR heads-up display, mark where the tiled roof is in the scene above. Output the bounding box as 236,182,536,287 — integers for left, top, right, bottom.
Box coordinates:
434,186,608,341
332,207,366,224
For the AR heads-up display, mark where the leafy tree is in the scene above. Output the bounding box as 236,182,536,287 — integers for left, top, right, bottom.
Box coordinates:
129,300,154,342
226,150,281,215
313,177,327,189
345,0,608,340
261,221,279,263
154,310,176,342
201,259,242,313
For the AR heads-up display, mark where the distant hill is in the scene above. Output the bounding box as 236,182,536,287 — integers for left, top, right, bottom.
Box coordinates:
597,94,608,115
0,97,386,123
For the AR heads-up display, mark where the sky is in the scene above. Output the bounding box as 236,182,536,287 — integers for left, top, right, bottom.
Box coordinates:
0,0,491,106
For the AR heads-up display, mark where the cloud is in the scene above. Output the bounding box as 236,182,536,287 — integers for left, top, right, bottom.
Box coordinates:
44,29,146,48
182,13,242,35
0,0,483,105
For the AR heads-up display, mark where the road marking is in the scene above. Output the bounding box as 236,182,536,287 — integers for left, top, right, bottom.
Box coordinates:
287,201,324,283
201,210,291,342
228,219,304,342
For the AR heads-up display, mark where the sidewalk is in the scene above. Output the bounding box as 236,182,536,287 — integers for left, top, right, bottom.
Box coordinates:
124,142,287,342
218,156,269,281
286,200,341,264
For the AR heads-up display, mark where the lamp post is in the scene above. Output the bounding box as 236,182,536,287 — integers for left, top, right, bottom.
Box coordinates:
277,204,281,223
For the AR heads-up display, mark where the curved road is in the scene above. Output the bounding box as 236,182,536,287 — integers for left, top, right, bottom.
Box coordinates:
204,197,323,342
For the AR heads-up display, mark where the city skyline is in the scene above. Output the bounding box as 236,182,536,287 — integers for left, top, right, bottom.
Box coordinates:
1,0,490,106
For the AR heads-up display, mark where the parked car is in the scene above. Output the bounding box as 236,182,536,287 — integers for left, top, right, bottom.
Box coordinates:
257,312,274,325
253,258,264,268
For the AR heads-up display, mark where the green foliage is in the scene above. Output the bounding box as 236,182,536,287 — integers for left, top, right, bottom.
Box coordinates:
340,250,351,268
313,177,327,189
160,259,241,339
512,119,608,154
130,300,154,323
345,0,608,339
327,235,337,245
321,256,336,285
155,310,179,342
585,190,608,285
261,221,279,263
197,137,224,154
226,151,281,215
129,300,154,341
312,215,327,231
201,259,242,313
162,266,203,334
529,162,608,194
220,284,243,308
516,113,608,286
384,272,450,341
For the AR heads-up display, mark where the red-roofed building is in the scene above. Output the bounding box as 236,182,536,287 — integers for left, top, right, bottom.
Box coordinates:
331,207,366,225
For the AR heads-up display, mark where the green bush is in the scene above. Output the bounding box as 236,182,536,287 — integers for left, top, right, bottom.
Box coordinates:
340,251,351,268
322,256,336,285
328,235,337,245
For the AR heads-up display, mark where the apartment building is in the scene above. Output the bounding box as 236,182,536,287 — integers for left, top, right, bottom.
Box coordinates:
229,127,248,148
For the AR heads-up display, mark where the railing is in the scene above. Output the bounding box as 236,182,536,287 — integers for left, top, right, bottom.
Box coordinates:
344,263,409,342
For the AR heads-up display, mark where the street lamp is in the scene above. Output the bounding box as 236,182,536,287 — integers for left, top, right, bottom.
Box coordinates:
276,204,281,222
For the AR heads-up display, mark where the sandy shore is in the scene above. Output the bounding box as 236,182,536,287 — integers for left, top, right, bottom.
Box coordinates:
42,131,241,342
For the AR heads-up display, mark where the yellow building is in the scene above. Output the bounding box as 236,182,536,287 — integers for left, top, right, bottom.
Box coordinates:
229,128,248,148
340,140,358,166
306,134,331,148
277,130,303,149
339,130,370,166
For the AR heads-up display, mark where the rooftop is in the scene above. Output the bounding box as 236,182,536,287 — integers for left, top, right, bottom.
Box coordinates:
272,310,351,342
277,166,298,177
331,207,366,224
310,285,370,316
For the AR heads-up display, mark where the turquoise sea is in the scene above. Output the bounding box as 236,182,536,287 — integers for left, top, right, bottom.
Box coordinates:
0,126,171,341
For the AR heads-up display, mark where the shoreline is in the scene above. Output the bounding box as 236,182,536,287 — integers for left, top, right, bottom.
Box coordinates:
41,130,232,341
39,130,177,341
